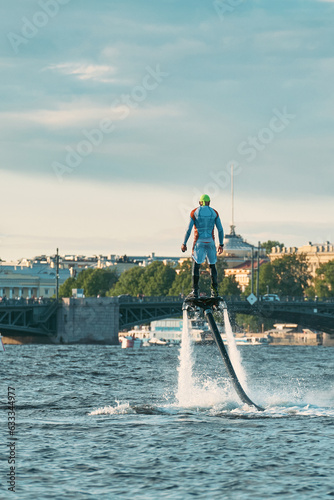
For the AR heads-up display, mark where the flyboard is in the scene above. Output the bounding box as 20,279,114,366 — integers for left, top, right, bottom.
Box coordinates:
183,296,264,412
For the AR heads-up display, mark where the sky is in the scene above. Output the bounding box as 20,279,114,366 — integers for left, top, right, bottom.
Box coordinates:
1,0,333,260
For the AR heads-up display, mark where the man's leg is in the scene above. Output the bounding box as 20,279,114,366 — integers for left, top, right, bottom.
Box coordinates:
190,242,206,298
210,264,219,297
207,242,219,297
191,261,200,298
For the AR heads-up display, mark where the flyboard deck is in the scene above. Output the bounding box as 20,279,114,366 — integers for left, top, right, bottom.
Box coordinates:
183,296,264,412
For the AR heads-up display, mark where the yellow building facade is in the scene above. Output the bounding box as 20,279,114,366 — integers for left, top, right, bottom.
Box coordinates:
270,242,334,277
224,260,267,292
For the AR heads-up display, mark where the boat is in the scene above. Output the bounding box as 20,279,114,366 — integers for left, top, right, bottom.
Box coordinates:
119,336,143,349
147,338,171,346
126,325,151,339
250,336,270,345
221,335,269,345
147,317,212,344
121,320,269,347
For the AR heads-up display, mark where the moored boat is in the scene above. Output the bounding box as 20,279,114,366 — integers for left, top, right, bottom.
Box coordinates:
120,336,143,349
221,335,269,345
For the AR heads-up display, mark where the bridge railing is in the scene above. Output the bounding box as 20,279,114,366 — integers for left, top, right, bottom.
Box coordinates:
116,295,183,303
259,296,334,304
0,297,57,307
117,294,334,304
1,295,333,308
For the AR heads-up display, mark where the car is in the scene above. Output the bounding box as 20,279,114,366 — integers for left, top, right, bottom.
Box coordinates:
117,294,132,302
262,294,280,302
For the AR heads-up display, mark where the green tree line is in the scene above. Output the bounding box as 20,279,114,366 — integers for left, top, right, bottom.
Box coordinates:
59,251,334,299
59,268,119,298
244,254,334,299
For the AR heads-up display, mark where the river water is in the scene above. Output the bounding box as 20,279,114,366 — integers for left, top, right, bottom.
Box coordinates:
1,340,334,499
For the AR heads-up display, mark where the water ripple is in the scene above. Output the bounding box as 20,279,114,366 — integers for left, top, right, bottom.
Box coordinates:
1,344,334,499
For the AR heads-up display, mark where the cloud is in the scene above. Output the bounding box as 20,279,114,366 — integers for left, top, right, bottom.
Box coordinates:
0,102,125,128
0,100,181,132
44,62,119,83
1,0,334,259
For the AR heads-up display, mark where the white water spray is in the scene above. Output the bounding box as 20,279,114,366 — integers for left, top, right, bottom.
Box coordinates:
176,309,230,407
223,306,248,390
176,309,196,406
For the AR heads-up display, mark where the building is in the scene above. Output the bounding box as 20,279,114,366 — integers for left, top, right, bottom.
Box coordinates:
222,225,256,268
0,251,181,299
266,323,321,346
270,241,334,277
224,259,268,292
0,264,70,299
219,225,268,291
127,252,180,267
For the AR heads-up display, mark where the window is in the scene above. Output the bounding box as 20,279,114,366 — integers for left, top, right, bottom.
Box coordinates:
45,289,49,295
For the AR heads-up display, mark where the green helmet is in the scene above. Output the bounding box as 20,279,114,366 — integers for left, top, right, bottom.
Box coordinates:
200,194,210,204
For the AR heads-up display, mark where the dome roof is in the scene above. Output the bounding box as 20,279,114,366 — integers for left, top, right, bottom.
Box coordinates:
223,226,254,256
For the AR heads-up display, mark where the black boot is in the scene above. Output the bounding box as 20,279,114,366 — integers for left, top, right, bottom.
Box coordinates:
210,264,219,297
191,261,200,298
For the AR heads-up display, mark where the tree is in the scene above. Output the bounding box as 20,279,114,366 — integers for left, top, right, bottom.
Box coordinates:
141,261,176,296
75,268,95,289
59,268,119,298
313,260,334,298
271,254,310,296
216,256,228,282
108,266,146,296
109,262,176,297
235,314,274,333
304,286,316,299
219,275,240,297
84,268,119,297
243,262,275,296
168,260,192,296
59,277,77,298
258,262,276,295
261,240,284,255
243,254,311,297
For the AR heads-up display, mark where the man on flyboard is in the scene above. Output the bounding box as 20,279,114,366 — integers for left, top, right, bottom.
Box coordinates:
181,194,224,298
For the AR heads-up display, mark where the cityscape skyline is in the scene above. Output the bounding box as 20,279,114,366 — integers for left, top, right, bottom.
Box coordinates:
1,1,333,260
1,229,333,264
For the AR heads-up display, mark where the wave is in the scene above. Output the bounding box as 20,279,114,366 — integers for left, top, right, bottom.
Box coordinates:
88,395,334,419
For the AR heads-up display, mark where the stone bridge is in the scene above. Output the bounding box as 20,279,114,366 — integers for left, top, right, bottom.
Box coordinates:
1,295,334,344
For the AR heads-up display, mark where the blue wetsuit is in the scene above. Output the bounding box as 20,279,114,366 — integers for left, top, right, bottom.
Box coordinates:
183,205,224,265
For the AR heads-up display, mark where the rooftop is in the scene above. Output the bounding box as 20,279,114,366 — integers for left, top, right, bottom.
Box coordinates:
230,259,268,271
223,226,255,255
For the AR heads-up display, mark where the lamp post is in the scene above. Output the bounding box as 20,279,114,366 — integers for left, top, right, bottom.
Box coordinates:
56,248,59,301
251,247,254,295
256,241,260,298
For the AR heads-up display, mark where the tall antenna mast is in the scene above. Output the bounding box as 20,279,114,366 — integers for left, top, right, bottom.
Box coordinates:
231,164,235,235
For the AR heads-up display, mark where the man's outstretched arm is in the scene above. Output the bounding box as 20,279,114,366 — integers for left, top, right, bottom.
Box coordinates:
181,218,194,252
215,216,224,255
